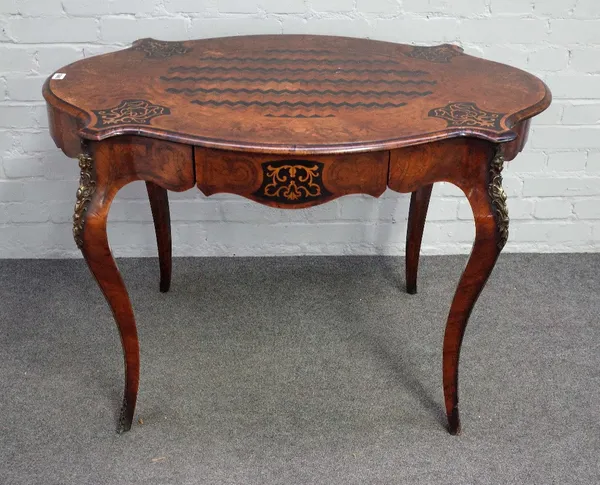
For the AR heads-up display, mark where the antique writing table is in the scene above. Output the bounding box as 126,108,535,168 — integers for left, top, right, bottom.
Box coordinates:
43,35,551,435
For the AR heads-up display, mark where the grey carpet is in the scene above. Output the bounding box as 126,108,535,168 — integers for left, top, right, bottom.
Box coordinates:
0,254,598,485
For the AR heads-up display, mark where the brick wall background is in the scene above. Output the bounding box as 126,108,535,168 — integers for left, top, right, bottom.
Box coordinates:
1,0,599,258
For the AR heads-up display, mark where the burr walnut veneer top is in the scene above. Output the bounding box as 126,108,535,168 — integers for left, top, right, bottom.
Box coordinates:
43,35,551,155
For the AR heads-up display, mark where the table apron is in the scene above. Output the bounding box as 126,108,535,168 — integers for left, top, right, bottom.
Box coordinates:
194,147,389,209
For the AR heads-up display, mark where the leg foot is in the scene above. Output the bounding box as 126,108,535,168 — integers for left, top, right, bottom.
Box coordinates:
406,184,433,294
447,405,461,435
117,396,133,434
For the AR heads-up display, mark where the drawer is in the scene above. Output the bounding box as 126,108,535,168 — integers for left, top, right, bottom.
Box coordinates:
195,147,389,208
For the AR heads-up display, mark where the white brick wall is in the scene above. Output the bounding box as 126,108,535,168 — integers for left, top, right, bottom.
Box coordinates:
1,0,599,258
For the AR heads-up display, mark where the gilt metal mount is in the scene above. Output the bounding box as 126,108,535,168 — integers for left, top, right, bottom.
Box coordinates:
488,148,509,249
73,153,96,249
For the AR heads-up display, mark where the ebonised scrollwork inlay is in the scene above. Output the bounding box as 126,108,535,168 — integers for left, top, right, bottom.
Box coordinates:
73,153,95,249
253,160,332,204
93,99,171,128
428,102,505,131
160,54,435,119
405,45,464,63
132,38,190,59
489,148,509,249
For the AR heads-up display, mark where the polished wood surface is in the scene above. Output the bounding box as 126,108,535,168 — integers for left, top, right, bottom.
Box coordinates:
389,138,506,434
406,184,433,295
146,181,172,293
44,35,549,154
196,148,388,208
43,35,550,435
78,136,193,432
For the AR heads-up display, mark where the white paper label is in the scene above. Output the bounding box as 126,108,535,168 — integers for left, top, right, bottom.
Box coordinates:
52,73,66,80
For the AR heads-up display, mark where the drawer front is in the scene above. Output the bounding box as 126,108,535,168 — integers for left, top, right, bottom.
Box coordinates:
195,147,389,208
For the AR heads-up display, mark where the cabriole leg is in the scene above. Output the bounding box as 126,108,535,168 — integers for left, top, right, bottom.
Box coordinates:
73,152,140,434
443,149,509,435
406,183,433,294
146,181,172,293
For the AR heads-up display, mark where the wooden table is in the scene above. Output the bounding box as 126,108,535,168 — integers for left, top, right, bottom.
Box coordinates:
43,35,551,435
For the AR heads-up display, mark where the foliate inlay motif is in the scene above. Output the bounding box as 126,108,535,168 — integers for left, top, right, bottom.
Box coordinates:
253,160,332,204
405,45,464,63
428,102,505,131
489,149,509,249
73,153,96,249
132,38,190,59
93,99,171,128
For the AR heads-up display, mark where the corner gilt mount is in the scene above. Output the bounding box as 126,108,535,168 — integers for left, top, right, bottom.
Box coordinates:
73,153,96,249
488,148,509,249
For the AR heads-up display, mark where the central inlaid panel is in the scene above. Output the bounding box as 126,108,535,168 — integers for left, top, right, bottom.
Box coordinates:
160,49,437,119
194,147,389,208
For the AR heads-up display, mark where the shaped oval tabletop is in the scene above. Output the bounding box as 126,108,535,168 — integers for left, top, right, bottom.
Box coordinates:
43,35,551,155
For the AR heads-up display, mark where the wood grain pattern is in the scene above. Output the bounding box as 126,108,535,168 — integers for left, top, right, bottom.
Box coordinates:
43,35,550,155
195,147,388,208
389,138,507,434
42,35,551,435
77,136,193,432
406,184,433,295
146,181,172,293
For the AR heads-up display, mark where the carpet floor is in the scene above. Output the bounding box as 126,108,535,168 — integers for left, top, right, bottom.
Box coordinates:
0,254,598,484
